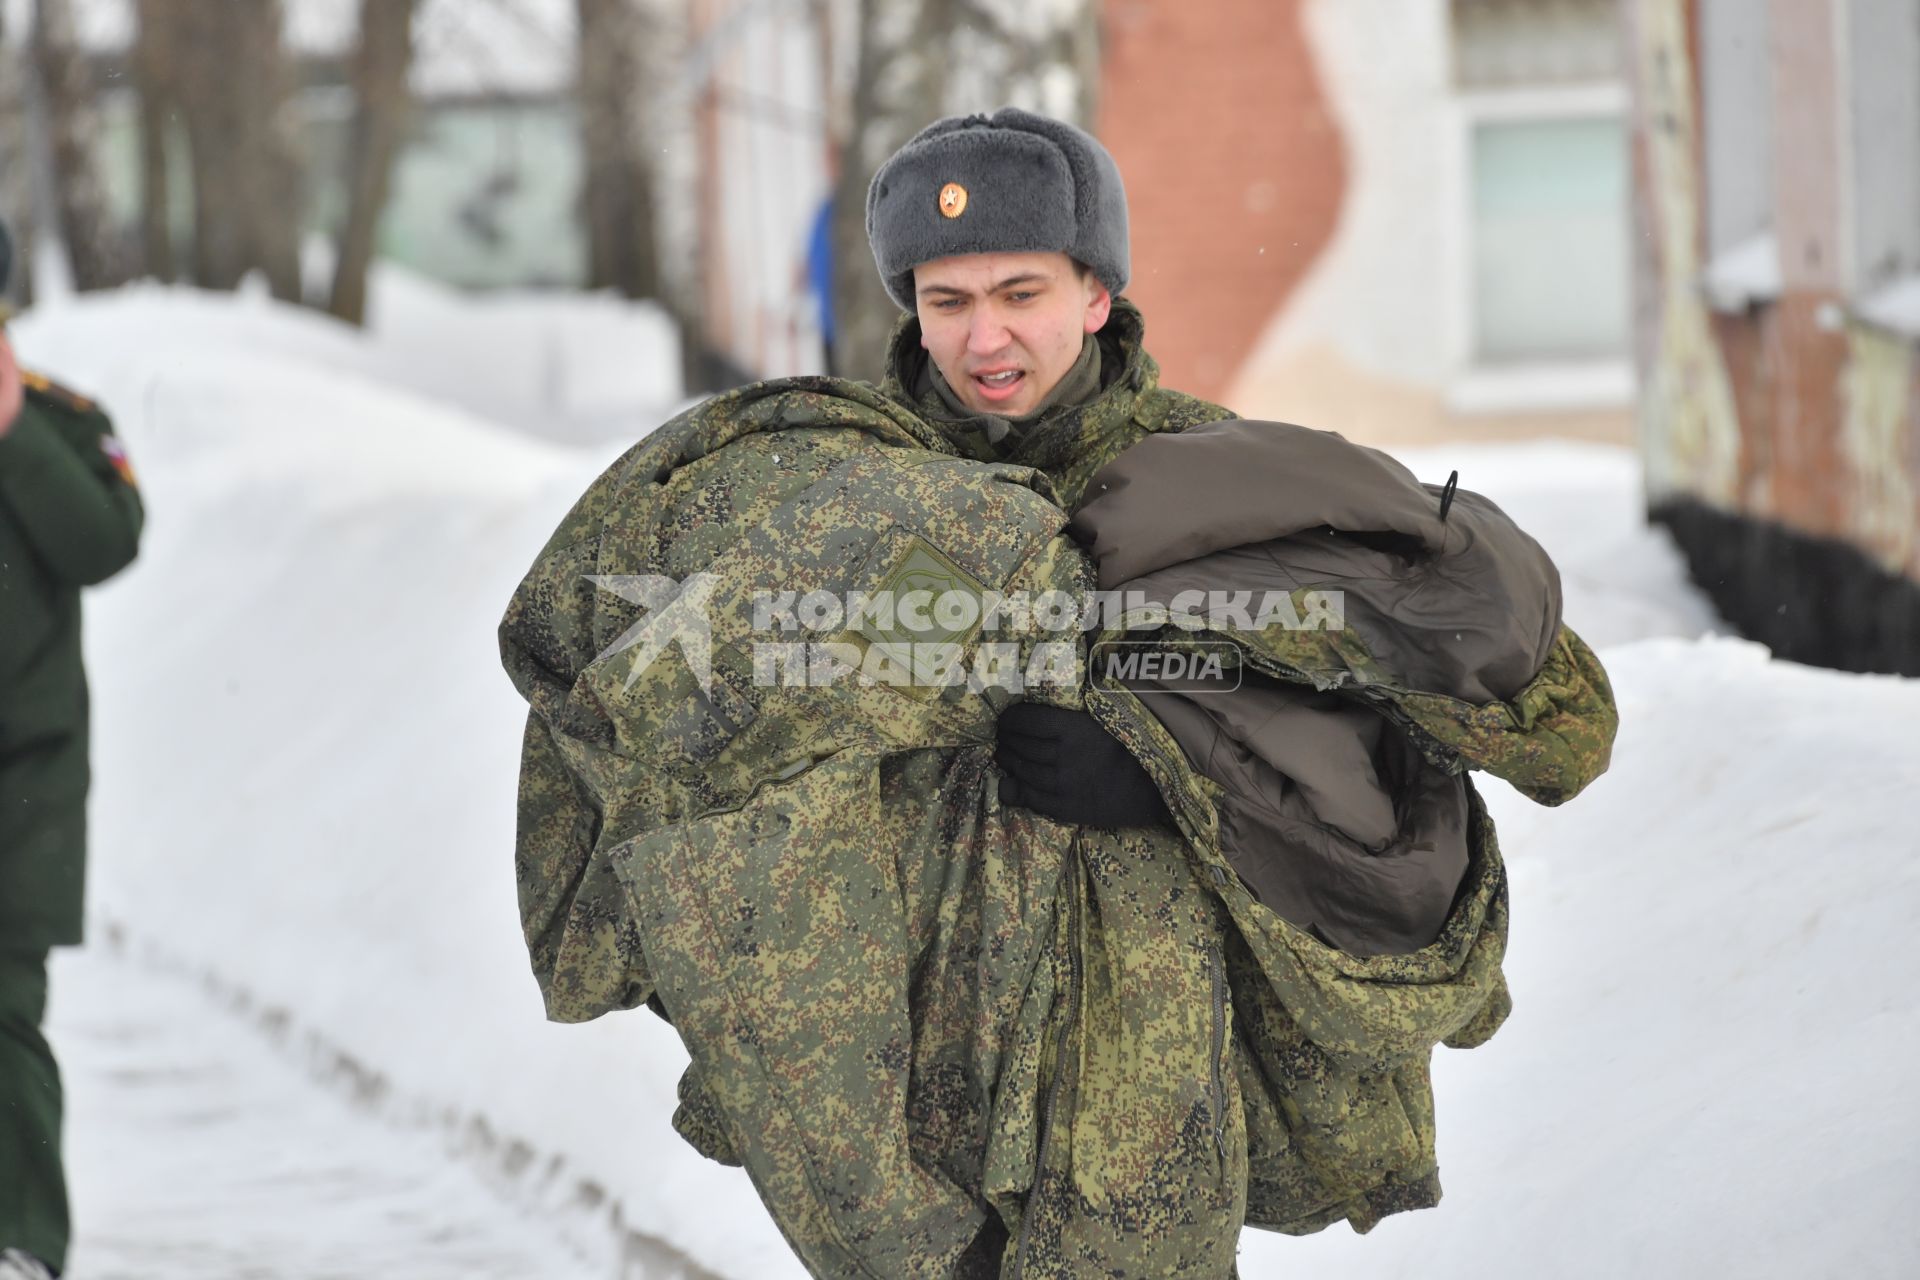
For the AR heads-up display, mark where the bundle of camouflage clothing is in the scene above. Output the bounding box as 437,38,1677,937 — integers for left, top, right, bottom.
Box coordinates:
500,307,1615,1278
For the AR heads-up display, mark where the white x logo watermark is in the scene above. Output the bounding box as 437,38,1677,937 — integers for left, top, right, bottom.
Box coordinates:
586,573,721,693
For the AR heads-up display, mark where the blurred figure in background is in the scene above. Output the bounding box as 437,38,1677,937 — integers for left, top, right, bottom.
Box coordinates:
805,193,838,376
0,218,144,1280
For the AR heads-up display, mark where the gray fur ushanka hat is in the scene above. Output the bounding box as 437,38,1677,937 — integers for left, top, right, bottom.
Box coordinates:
866,107,1130,311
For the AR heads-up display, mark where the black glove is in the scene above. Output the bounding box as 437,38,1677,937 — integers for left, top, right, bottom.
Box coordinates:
994,701,1171,828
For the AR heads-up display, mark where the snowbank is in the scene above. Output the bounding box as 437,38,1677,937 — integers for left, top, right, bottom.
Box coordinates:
12,284,1916,1279
1240,638,1920,1278
19,264,682,450
357,265,685,440
16,284,775,1277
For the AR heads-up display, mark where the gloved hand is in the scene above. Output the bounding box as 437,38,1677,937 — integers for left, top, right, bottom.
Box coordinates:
994,701,1171,828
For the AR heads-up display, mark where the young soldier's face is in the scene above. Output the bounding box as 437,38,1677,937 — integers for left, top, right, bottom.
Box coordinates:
913,251,1112,418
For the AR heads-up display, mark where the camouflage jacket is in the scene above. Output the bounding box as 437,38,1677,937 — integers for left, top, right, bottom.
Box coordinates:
499,301,1616,1277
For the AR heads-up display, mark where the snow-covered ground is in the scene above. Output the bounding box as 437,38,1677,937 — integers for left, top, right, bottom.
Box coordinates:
1239,637,1920,1278
54,932,583,1279
11,278,1917,1279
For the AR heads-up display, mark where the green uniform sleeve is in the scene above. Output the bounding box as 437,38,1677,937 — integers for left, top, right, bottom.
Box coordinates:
0,395,144,587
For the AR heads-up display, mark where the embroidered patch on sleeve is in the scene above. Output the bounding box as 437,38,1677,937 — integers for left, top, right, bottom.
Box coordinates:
835,528,988,696
99,434,138,487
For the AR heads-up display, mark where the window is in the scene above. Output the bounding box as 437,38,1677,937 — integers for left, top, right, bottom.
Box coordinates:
1469,113,1630,361
1450,0,1631,382
1845,0,1920,331
1698,0,1779,310
1451,0,1622,90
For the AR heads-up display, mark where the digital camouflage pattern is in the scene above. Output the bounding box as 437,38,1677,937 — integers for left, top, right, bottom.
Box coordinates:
499,300,1617,1277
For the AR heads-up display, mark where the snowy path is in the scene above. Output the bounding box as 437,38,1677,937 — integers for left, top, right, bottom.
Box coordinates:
49,933,586,1280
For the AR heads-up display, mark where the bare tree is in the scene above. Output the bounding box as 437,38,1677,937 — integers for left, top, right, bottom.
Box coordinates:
32,0,125,290
577,0,663,301
131,0,178,283
0,7,33,305
329,0,417,325
830,0,1102,382
152,0,303,299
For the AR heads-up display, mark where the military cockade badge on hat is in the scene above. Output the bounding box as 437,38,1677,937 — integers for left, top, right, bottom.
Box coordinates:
939,182,968,218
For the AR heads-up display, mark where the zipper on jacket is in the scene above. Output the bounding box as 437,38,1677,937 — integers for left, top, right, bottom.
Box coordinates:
1012,847,1084,1280
1083,684,1208,836
1207,943,1228,1163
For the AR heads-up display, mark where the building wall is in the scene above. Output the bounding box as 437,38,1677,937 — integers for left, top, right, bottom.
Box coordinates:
1220,0,1462,439
1096,0,1344,405
1628,0,1920,673
1201,0,1637,446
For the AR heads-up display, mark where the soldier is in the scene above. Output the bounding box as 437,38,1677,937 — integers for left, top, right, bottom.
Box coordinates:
506,110,1244,1276
503,109,1613,1278
867,109,1213,828
0,219,145,1280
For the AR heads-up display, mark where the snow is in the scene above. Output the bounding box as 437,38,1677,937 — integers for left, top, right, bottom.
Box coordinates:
53,933,580,1279
16,277,757,1277
21,263,683,447
1701,231,1784,313
1857,274,1920,341
1383,439,1726,650
9,280,1916,1279
1238,638,1920,1278
355,265,685,441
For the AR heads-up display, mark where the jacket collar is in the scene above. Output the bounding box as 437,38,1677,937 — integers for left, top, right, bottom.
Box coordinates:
880,298,1161,476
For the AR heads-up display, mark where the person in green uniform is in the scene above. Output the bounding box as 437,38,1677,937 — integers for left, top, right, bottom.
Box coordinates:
0,219,144,1280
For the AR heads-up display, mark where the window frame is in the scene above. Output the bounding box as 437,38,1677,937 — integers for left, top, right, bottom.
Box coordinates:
1444,81,1636,414
1840,0,1920,338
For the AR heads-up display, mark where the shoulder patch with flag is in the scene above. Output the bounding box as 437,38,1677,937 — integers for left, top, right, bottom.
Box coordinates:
99,434,137,487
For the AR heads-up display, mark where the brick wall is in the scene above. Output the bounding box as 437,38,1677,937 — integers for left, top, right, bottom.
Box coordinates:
1096,0,1347,403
